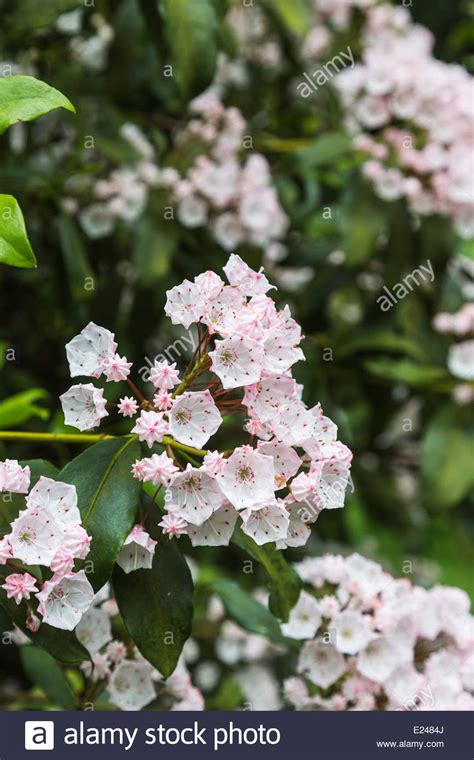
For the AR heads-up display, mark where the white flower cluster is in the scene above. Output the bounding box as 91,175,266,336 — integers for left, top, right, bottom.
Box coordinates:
334,4,474,238
203,554,474,712
0,466,94,631
63,123,160,239
158,92,289,256
60,255,352,549
283,553,474,711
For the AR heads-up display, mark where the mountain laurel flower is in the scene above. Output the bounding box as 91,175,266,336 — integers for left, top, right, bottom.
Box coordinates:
139,452,178,486
168,390,222,448
209,334,265,389
36,570,95,631
60,383,108,431
216,446,276,510
54,255,353,551
101,353,132,382
153,389,174,410
159,513,189,538
0,537,12,564
1,572,38,605
65,321,117,378
117,396,139,417
149,360,180,390
0,460,31,494
131,410,168,447
116,525,157,573
166,464,226,526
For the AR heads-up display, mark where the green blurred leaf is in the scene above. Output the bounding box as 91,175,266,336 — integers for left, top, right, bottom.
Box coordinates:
10,0,80,29
296,132,352,169
160,0,219,99
57,214,93,301
232,529,301,622
60,437,142,591
364,358,451,388
342,179,387,266
262,0,311,35
132,216,177,284
209,578,284,643
0,76,74,134
0,389,48,427
20,645,76,709
421,405,474,510
0,194,36,268
339,331,429,362
113,537,193,678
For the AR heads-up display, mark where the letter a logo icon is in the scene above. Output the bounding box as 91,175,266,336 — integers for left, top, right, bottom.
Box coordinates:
25,721,55,750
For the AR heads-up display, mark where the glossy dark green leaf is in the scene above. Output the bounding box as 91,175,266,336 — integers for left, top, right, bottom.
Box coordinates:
113,537,193,677
0,194,36,268
232,529,301,622
60,437,142,591
421,405,474,509
161,0,218,99
209,578,284,643
20,645,76,708
0,76,74,134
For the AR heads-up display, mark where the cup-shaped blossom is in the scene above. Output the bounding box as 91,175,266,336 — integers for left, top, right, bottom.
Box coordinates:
168,390,222,448
0,459,30,494
209,335,265,389
186,504,238,547
166,465,226,526
36,570,94,630
240,501,289,545
164,279,204,329
116,525,157,574
65,321,117,378
107,661,157,711
216,446,276,510
298,640,346,689
76,607,113,654
60,383,108,431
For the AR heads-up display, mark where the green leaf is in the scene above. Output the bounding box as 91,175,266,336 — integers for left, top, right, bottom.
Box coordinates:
161,0,219,99
209,578,284,644
113,538,193,678
20,646,76,709
232,529,301,621
57,214,93,301
60,437,142,591
10,0,80,29
421,405,474,509
0,389,49,427
0,76,74,134
261,0,311,35
364,358,451,388
0,194,36,268
339,332,429,362
296,133,352,169
132,215,177,285
342,178,387,266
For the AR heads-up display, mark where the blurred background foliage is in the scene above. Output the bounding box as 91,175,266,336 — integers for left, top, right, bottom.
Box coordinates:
0,0,473,649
